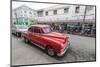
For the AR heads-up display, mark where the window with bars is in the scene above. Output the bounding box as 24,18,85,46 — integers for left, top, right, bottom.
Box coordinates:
53,10,57,15
24,11,26,13
38,11,43,17
64,8,69,13
87,6,93,11
75,6,80,13
45,11,48,16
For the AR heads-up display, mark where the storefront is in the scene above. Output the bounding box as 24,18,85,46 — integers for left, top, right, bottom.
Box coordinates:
13,19,36,25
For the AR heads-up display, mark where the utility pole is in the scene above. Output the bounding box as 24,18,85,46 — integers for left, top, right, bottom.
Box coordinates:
81,5,87,34
83,6,87,23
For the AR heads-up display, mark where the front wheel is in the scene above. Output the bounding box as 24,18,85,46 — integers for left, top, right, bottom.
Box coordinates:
46,46,56,57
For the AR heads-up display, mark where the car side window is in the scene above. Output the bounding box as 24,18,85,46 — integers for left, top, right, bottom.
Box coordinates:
33,28,41,33
28,27,33,32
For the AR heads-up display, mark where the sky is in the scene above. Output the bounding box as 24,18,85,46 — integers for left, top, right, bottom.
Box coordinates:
12,1,60,10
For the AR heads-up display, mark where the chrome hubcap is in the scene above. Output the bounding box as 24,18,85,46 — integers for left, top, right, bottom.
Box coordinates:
48,48,54,56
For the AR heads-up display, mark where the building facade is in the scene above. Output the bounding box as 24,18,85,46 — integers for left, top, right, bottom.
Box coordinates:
35,5,95,25
12,5,95,27
12,4,95,36
12,5,37,25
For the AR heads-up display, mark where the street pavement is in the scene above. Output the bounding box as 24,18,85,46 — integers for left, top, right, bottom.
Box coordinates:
11,34,96,66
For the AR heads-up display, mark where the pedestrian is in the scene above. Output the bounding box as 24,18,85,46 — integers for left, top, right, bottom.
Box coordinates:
59,25,62,33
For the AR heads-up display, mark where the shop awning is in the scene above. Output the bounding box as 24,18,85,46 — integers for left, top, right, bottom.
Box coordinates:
15,19,32,24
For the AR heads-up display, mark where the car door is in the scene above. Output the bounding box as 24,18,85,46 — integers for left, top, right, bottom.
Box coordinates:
29,27,45,48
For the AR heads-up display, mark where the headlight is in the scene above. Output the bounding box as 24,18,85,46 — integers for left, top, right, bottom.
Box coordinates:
61,44,64,49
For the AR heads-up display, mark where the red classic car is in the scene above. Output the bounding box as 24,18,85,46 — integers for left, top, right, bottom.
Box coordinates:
22,25,70,57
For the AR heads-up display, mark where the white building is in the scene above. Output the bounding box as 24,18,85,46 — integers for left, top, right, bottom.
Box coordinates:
12,5,37,25
35,5,95,25
12,4,95,27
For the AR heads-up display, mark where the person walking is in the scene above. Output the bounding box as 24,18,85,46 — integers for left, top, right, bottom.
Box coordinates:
59,25,62,33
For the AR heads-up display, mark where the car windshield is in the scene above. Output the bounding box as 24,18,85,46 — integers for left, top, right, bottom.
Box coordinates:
42,27,52,33
17,25,28,29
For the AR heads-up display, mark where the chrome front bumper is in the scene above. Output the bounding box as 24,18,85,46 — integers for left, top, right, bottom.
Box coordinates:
57,42,70,56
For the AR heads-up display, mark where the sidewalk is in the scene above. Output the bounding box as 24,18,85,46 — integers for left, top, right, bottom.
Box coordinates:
53,30,96,38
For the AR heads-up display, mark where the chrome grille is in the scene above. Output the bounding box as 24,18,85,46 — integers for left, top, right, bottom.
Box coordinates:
61,42,69,52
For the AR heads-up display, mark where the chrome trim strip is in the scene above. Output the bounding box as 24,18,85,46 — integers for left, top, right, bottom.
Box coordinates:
30,40,45,50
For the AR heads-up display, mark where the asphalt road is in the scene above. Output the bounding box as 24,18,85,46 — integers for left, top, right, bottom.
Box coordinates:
11,34,96,66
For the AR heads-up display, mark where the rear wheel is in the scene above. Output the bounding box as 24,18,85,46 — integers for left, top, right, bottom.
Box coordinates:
24,37,29,43
16,32,21,37
46,46,56,57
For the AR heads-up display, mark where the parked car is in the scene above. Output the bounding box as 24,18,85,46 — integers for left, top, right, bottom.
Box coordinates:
12,25,28,37
22,25,70,57
92,27,96,34
67,25,82,34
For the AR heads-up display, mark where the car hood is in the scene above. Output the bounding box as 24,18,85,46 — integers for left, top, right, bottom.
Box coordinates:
41,32,68,44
